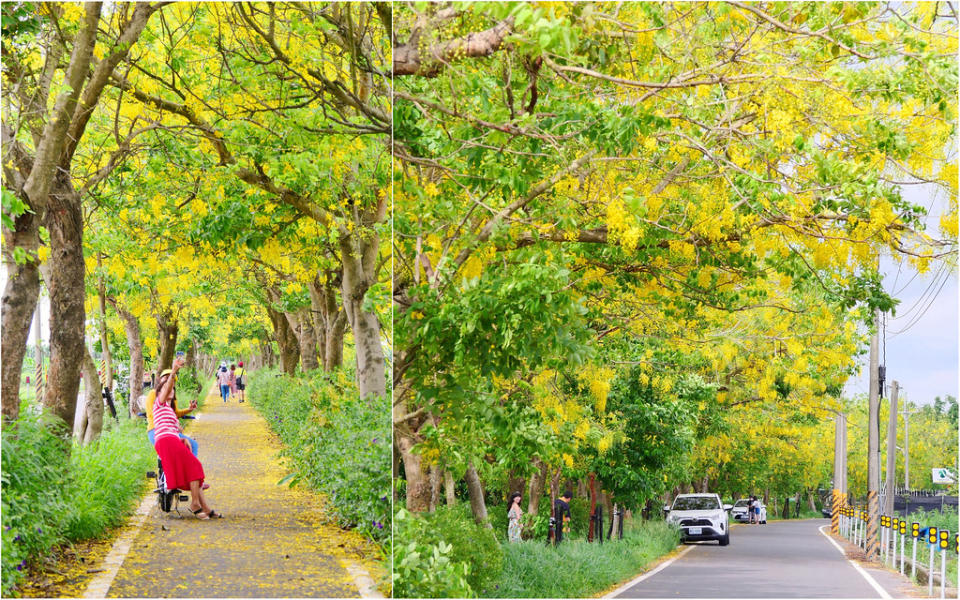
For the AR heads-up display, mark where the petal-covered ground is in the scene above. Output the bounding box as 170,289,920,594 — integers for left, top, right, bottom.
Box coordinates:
93,386,383,598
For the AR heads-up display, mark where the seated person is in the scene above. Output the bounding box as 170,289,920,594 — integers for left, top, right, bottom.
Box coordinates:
153,357,221,520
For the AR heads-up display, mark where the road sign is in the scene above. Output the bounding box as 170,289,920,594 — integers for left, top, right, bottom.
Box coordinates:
931,468,956,484
939,530,949,550
928,526,938,545
912,522,920,538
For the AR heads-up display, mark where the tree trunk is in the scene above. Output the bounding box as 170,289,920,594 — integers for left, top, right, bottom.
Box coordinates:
78,346,103,444
429,465,442,512
113,303,143,418
397,429,431,512
507,471,526,497
339,231,384,398
465,461,491,528
444,469,457,505
1,210,41,422
807,488,818,511
156,311,178,373
270,307,300,375
41,182,85,431
294,307,319,370
781,497,790,519
528,458,547,515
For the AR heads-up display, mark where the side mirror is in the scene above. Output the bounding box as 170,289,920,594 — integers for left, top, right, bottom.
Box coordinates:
663,504,671,513
723,504,733,511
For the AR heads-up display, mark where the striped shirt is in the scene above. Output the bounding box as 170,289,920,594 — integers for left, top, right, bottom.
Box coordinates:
153,397,180,441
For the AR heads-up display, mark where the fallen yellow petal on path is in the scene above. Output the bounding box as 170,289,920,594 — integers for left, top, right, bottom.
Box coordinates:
97,385,384,598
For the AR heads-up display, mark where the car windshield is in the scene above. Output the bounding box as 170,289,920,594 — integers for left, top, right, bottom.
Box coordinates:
673,496,720,511
733,499,750,507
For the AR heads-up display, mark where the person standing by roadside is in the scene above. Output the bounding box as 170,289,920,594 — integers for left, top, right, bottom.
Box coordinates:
235,361,247,403
508,492,523,542
217,362,231,403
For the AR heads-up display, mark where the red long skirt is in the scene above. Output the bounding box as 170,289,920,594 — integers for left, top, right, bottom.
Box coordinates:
154,435,205,491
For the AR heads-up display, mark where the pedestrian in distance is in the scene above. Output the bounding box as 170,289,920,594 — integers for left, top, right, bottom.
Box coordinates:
235,361,247,403
508,491,523,543
217,362,231,402
229,363,237,400
153,357,221,520
554,490,573,544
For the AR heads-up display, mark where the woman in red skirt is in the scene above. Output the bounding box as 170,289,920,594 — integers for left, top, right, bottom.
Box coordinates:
154,358,221,520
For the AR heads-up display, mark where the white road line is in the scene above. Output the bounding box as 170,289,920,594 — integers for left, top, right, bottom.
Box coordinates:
605,544,696,598
818,524,893,600
820,524,849,556
82,493,155,598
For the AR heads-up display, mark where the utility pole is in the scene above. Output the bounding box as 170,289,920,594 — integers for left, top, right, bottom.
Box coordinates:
866,308,881,561
901,401,916,490
832,410,848,533
884,381,899,516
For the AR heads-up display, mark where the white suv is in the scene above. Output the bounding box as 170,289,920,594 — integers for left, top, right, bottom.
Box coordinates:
664,493,731,545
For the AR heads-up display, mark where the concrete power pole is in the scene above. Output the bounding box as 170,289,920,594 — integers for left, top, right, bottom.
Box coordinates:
866,309,881,561
832,411,848,533
901,401,916,490
884,381,899,516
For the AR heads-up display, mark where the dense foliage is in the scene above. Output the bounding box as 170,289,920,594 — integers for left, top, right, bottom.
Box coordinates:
249,368,391,545
1,416,155,595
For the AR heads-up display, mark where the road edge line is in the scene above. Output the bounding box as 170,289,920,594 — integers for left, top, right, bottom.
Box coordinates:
82,492,155,598
818,524,848,556
342,559,385,598
603,544,695,598
818,524,893,600
848,559,894,600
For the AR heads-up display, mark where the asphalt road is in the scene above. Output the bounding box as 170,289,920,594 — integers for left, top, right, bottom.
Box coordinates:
612,519,914,598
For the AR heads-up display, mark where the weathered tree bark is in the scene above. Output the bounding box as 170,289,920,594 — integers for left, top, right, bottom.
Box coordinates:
77,346,103,444
156,311,178,373
507,471,526,497
339,229,385,398
397,429,431,512
393,15,513,77
40,180,86,430
290,308,319,371
111,301,143,418
395,377,432,512
266,304,300,375
429,465,443,512
527,458,547,516
311,275,347,372
444,470,457,506
465,461,491,528
1,211,41,422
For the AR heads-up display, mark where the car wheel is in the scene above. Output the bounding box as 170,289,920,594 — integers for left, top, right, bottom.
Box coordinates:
719,532,730,546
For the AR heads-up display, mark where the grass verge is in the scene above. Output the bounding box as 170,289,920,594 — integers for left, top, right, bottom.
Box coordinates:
488,519,679,598
2,414,155,596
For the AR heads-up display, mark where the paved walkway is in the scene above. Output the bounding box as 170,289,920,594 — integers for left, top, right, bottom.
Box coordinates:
99,386,374,597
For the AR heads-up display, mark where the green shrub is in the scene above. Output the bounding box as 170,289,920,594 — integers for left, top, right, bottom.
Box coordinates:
249,368,390,545
62,419,156,539
393,505,504,598
490,519,680,598
1,413,71,593
2,413,155,596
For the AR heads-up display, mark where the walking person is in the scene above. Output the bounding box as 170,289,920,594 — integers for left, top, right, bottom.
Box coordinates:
217,362,231,402
229,364,238,401
508,492,523,543
235,361,247,403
